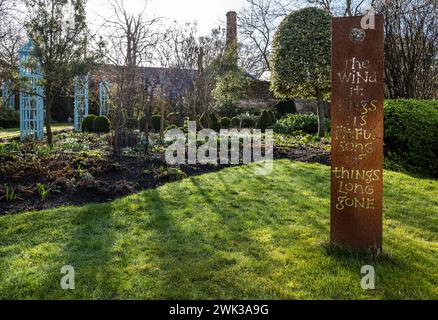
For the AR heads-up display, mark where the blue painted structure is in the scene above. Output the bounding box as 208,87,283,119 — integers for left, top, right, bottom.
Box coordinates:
2,81,15,110
99,80,110,116
18,39,45,141
74,75,89,131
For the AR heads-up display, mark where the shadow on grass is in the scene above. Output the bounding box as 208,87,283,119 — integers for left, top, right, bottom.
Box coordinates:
59,204,116,299
1,160,435,299
139,179,283,299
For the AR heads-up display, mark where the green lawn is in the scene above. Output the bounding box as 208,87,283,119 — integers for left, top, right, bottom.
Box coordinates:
0,123,73,139
0,160,436,299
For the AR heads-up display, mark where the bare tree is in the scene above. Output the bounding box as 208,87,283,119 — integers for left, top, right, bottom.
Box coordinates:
237,0,376,79
194,27,227,116
0,25,24,67
154,22,226,120
0,0,15,41
301,0,438,98
102,0,161,117
156,21,198,69
100,0,161,153
0,0,24,76
378,0,438,99
304,0,375,16
238,0,292,79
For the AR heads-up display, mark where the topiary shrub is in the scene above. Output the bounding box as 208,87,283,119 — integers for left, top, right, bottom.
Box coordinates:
92,116,110,133
220,117,231,129
257,110,273,130
231,117,241,128
151,114,161,132
82,114,97,132
271,8,331,137
139,117,147,131
275,100,297,115
384,99,438,176
241,118,254,128
239,113,258,128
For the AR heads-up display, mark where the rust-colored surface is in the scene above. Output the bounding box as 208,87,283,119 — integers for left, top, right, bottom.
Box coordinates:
330,16,384,252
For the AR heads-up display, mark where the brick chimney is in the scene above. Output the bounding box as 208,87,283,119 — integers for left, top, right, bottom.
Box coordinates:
226,11,238,65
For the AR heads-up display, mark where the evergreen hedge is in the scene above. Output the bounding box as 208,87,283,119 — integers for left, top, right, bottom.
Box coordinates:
384,99,438,176
82,115,97,132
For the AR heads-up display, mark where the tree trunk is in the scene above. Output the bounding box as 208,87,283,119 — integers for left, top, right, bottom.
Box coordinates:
315,90,326,138
160,104,165,140
45,92,53,146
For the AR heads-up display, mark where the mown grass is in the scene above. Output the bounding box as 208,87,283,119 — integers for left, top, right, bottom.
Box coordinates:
0,123,73,140
0,159,436,299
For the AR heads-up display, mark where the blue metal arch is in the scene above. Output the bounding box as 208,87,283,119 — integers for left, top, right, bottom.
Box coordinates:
74,75,89,131
99,80,110,116
18,39,45,141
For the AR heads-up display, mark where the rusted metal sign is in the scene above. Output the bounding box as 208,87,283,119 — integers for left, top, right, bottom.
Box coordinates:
331,15,384,252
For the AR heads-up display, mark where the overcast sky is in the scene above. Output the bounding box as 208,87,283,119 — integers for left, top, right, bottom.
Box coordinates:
87,0,246,36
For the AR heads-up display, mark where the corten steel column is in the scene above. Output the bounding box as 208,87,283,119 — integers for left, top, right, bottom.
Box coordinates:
330,15,384,252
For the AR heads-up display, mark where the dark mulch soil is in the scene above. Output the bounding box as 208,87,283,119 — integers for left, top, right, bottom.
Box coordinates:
274,146,331,166
0,145,330,215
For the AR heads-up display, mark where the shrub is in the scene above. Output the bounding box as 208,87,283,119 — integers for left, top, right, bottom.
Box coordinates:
242,118,254,128
267,109,276,123
151,114,161,132
270,7,330,137
275,100,296,115
82,115,96,132
212,70,250,114
210,113,220,130
214,100,241,118
231,117,241,128
126,118,138,130
92,116,110,133
274,114,318,134
139,117,147,131
238,113,258,128
384,99,438,176
220,117,231,129
257,110,273,130
0,110,19,129
271,8,331,100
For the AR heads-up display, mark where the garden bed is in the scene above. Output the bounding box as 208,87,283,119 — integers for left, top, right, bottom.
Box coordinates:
0,132,330,214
